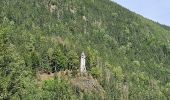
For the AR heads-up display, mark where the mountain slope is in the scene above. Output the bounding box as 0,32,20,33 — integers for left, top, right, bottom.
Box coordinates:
0,0,170,99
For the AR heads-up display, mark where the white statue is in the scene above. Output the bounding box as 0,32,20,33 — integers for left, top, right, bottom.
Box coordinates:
80,52,86,72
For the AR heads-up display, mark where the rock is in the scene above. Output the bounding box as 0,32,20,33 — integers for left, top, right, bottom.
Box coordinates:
71,75,105,98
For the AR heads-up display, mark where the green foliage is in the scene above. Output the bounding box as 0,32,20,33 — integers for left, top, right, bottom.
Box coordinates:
67,50,79,70
90,67,102,78
0,0,170,99
0,30,36,99
42,77,76,100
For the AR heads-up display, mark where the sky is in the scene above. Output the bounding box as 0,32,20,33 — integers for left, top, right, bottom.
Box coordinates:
113,0,170,26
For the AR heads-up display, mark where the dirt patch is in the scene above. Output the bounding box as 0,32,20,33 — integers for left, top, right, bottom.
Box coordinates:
36,71,55,87
37,72,55,81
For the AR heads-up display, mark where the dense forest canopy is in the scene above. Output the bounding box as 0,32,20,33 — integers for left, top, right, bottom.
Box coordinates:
0,0,170,99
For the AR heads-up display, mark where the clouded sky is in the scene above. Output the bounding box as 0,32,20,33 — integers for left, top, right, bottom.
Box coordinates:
113,0,170,26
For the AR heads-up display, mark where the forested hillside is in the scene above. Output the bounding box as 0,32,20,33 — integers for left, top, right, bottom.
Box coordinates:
0,0,170,99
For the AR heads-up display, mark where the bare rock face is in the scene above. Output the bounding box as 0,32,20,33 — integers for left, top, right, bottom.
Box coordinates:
71,75,105,98
70,8,76,14
82,16,87,21
48,1,57,13
49,4,57,13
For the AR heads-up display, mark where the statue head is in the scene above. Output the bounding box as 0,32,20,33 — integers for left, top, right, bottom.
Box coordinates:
81,52,85,59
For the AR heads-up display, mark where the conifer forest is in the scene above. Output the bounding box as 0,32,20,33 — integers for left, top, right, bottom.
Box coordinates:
0,0,170,99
